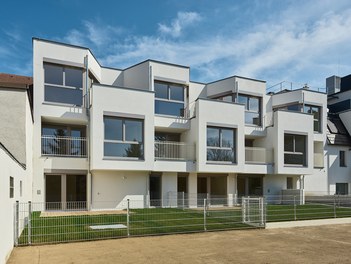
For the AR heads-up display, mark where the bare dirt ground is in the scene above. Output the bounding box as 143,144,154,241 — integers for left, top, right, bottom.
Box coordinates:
8,224,351,264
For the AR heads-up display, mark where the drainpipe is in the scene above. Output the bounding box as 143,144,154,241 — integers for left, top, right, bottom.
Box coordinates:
84,55,92,211
234,81,239,102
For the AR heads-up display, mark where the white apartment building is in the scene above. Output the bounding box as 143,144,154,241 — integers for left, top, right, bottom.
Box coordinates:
32,38,327,209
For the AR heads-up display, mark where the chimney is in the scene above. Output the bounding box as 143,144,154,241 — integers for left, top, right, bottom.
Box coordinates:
326,75,341,95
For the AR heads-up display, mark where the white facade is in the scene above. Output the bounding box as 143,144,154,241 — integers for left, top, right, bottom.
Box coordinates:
31,38,329,209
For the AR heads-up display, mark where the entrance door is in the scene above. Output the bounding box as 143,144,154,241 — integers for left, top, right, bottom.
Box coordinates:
66,175,87,209
150,175,161,206
177,175,188,206
46,175,62,210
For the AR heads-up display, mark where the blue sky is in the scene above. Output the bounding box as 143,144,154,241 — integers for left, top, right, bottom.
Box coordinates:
1,0,351,88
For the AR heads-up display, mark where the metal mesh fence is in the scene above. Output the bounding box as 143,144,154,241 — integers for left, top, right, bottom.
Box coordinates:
14,194,351,246
15,198,263,246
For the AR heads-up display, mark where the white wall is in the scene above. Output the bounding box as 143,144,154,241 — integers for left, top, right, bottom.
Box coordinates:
326,145,351,194
91,171,149,209
0,148,28,264
196,99,245,173
90,84,154,171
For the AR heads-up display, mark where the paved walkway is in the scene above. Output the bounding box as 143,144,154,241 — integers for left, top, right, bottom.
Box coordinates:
9,224,351,264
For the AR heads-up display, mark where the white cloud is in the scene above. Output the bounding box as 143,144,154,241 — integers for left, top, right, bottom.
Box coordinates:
158,11,202,38
61,4,351,87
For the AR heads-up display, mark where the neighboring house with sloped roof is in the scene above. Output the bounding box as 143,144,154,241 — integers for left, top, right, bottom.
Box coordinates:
0,73,33,166
0,73,33,264
325,114,351,194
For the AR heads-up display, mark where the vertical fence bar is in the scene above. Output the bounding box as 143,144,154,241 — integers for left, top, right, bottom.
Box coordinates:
203,199,207,231
14,201,19,246
127,199,130,237
294,196,297,221
334,196,337,218
182,192,185,210
259,198,264,227
28,201,32,245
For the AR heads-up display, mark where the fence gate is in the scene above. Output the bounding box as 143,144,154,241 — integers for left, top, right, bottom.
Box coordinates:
242,197,266,227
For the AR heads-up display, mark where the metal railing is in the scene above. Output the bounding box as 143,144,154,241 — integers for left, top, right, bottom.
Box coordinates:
245,147,274,164
41,135,87,157
154,141,196,161
266,81,326,94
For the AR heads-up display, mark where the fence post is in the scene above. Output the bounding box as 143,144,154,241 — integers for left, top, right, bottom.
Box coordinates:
203,199,207,231
259,198,264,227
127,199,130,237
182,192,185,210
28,201,32,245
15,201,19,246
294,196,297,221
334,196,337,218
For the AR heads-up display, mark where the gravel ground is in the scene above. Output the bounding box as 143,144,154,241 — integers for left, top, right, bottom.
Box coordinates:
8,224,351,264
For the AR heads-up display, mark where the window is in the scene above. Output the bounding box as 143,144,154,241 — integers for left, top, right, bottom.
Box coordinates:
284,133,307,166
336,183,348,195
207,126,235,162
104,116,144,159
238,94,261,126
10,176,14,198
20,180,22,197
340,151,346,167
287,177,293,189
154,81,185,117
44,63,83,106
304,105,321,132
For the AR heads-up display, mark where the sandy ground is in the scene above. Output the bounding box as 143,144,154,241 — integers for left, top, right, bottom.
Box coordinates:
8,224,351,264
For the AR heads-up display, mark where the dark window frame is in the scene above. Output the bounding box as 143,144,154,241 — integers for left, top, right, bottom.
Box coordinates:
44,63,84,106
284,133,307,166
154,81,185,117
10,176,14,198
206,126,236,163
340,150,346,167
103,116,144,159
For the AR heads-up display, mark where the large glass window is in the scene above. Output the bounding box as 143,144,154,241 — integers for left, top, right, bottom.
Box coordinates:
104,116,144,159
207,126,235,162
155,81,185,117
284,133,306,166
44,63,83,106
238,94,261,126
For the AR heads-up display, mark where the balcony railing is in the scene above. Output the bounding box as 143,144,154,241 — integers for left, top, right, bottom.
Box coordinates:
41,135,87,157
314,153,324,168
155,141,196,161
245,147,273,164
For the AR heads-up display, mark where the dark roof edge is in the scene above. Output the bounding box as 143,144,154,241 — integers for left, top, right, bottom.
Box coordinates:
124,59,190,71
0,142,26,170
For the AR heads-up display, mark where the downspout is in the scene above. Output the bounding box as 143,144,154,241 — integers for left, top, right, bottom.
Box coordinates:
84,55,92,210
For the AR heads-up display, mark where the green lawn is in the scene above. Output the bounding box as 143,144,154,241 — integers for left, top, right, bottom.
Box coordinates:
267,204,351,222
17,204,351,245
18,208,247,245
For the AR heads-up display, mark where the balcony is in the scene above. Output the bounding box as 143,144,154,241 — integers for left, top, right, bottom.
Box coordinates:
42,135,87,157
245,147,273,164
155,141,196,161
